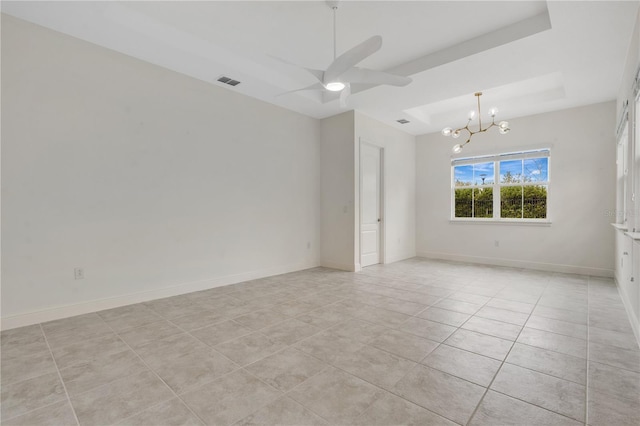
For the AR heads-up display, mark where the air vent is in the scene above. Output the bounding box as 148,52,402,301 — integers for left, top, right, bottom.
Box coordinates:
396,119,410,124
217,76,241,86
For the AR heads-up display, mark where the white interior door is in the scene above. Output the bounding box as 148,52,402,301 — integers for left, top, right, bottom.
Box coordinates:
360,143,382,267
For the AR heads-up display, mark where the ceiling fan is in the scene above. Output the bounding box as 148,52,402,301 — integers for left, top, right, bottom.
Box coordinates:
276,0,412,106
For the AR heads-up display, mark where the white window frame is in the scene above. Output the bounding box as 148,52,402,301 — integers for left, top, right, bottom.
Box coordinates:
617,121,629,227
451,149,551,224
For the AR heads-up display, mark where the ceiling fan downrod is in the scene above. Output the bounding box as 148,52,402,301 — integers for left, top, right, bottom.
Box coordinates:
333,6,337,61
328,0,340,60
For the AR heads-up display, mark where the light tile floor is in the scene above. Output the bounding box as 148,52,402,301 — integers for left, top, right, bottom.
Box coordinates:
2,258,639,425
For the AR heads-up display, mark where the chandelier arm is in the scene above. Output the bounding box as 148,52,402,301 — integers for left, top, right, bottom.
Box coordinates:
452,125,472,137
477,120,498,133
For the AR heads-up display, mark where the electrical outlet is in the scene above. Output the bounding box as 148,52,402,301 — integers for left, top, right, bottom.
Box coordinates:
74,267,84,280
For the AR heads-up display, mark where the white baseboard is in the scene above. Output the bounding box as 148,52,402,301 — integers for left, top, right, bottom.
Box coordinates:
614,277,640,347
321,253,416,272
0,260,320,331
416,251,614,278
385,252,417,264
320,260,358,272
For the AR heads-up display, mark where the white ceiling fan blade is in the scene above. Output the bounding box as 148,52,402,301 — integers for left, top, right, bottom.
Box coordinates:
341,67,412,87
339,84,351,107
268,54,324,83
276,82,325,97
324,35,382,84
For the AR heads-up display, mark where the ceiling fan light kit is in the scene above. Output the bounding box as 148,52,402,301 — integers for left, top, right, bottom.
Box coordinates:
325,81,346,92
442,92,510,153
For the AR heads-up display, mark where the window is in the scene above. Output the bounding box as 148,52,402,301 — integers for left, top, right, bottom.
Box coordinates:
452,149,550,221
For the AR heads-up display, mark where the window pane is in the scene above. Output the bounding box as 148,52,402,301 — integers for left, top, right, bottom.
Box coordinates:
454,165,473,187
473,187,493,218
523,158,548,182
454,188,473,217
523,185,547,218
473,162,494,185
501,186,523,218
500,160,522,183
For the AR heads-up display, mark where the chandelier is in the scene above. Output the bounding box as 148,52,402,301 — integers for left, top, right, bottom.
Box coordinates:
442,92,510,153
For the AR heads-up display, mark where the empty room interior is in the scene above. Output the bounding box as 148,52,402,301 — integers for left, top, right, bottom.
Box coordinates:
2,1,640,425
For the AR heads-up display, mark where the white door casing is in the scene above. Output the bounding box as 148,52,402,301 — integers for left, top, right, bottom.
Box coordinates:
360,142,382,267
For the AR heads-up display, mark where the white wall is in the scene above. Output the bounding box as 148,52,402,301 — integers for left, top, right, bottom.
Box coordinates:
320,111,355,271
319,111,416,271
1,15,321,328
355,112,416,264
416,102,616,277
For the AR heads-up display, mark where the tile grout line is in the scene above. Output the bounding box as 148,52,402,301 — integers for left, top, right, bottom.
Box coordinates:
585,276,591,426
23,323,157,400
38,323,82,426
240,270,589,424
0,398,75,424
409,297,592,389
330,276,506,423
112,397,195,426
464,278,551,426
483,388,585,425
182,281,369,424
1,325,101,422
159,305,289,367
283,350,445,425
341,279,523,423
294,283,504,426
254,365,337,424
122,307,327,423
116,307,286,418
137,310,254,377
100,320,209,426
271,299,462,424
171,290,346,335
484,342,588,386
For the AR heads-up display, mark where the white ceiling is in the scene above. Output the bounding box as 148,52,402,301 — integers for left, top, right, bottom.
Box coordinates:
2,1,638,135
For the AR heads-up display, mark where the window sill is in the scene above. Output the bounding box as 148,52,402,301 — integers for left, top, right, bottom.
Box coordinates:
611,223,629,231
449,219,552,226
